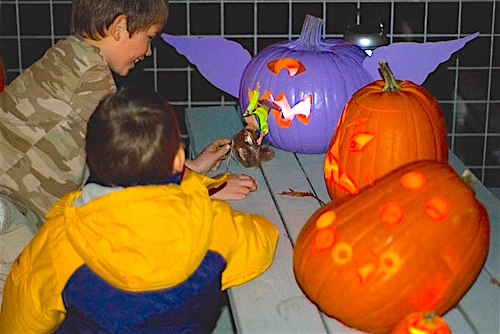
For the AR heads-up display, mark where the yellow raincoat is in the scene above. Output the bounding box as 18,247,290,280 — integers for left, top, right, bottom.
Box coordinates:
0,171,278,333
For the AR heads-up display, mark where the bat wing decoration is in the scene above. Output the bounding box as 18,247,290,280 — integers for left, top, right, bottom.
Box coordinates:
362,32,479,85
161,34,251,98
161,32,479,98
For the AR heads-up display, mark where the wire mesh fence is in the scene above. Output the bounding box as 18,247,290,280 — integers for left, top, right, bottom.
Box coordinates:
0,0,498,192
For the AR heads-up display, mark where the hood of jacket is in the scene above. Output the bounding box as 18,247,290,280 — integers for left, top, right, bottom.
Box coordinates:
47,171,226,292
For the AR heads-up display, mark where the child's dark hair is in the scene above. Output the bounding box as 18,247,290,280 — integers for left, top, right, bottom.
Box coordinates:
70,0,169,40
86,87,181,187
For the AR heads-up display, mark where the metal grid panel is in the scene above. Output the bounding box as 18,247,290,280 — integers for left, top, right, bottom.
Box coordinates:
0,0,499,190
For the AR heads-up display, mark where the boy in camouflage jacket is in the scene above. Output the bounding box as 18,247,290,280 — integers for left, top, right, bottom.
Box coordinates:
0,0,169,219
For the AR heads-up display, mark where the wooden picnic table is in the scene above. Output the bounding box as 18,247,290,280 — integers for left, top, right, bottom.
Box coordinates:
186,105,499,334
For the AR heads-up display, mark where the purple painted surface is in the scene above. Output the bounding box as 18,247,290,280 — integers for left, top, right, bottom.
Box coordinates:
237,16,372,153
161,34,251,98
161,32,478,97
364,32,480,84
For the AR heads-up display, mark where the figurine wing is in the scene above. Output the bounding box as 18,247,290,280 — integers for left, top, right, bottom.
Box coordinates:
161,34,252,97
363,32,479,84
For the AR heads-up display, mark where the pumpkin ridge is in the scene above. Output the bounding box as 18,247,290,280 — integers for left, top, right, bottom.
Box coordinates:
351,205,452,320
356,103,406,113
434,204,489,309
405,89,446,158
289,14,322,51
356,250,452,333
330,185,394,241
312,252,349,305
363,241,444,310
403,94,423,160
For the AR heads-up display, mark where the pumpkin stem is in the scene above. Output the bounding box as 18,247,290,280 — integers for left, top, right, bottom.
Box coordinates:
295,14,323,50
461,169,477,190
422,311,436,322
379,61,402,92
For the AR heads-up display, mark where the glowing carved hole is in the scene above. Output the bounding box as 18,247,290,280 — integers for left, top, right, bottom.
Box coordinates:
323,156,339,183
379,202,405,226
331,242,352,265
380,251,402,275
312,227,336,253
405,314,431,334
348,133,375,152
267,58,306,76
401,172,425,190
338,172,359,194
356,253,378,284
424,197,449,221
316,210,336,229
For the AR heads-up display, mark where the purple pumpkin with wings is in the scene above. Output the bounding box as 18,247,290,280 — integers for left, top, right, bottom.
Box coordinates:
162,15,478,154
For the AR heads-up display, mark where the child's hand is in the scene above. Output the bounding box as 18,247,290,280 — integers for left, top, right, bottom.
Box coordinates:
209,172,257,200
186,139,231,174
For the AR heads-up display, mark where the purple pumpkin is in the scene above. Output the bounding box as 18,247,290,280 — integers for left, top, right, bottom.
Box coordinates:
239,15,373,153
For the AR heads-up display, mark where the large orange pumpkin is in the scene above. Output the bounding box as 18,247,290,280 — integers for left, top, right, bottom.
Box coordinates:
324,61,448,200
294,160,490,334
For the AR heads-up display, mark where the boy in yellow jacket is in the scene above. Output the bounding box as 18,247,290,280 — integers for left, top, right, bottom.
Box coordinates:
0,88,279,333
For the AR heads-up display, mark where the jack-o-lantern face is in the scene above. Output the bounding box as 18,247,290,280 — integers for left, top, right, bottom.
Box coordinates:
252,58,312,129
294,161,490,334
239,14,372,154
324,61,448,199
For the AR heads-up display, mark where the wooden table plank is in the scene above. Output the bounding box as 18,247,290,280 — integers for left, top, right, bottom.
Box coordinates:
457,270,500,334
260,148,364,333
186,106,329,333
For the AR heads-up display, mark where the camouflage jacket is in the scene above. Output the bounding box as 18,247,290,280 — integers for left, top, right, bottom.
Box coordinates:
0,35,116,220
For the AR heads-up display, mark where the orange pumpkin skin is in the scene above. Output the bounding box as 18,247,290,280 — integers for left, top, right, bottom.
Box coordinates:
391,312,451,334
294,160,489,334
324,63,448,200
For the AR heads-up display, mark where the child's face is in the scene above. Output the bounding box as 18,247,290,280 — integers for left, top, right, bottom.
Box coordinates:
110,23,163,76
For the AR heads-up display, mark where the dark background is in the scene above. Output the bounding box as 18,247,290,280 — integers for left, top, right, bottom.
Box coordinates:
1,0,499,191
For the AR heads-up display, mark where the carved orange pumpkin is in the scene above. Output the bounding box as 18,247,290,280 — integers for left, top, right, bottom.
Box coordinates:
294,160,490,334
391,312,451,334
324,61,448,200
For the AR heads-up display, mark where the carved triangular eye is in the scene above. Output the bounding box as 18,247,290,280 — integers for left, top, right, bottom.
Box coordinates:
267,58,306,76
348,133,375,152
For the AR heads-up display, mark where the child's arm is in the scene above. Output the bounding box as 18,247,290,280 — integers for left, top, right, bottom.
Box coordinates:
0,210,76,333
185,138,232,174
208,172,257,200
185,139,258,200
208,201,279,290
0,243,66,333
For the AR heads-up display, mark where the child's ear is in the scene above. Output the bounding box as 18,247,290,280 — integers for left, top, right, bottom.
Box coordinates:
109,14,128,41
172,146,186,173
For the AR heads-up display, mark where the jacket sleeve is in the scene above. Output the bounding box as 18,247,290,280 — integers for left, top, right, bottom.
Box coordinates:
208,200,279,290
0,205,78,333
